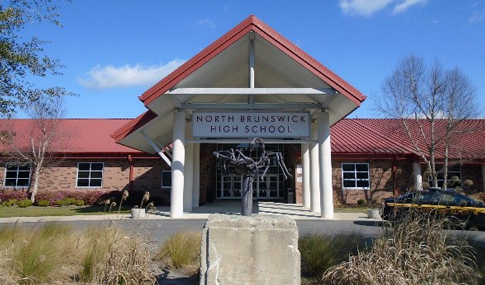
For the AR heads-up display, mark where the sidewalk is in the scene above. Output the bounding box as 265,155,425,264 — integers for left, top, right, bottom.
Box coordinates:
0,201,381,223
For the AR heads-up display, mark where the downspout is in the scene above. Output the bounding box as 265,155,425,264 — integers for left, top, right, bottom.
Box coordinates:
128,155,134,192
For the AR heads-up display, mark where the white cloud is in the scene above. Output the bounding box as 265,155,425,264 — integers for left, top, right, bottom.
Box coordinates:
339,0,428,16
339,0,393,17
197,18,216,29
393,0,428,14
78,59,185,89
469,11,485,24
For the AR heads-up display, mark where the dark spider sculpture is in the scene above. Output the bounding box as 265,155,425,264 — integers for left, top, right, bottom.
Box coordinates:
213,138,293,216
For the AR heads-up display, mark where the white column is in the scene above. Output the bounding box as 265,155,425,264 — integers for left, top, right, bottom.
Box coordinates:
413,162,423,190
184,143,194,212
481,164,485,193
301,143,311,208
171,111,185,218
193,143,200,207
183,121,193,212
318,111,334,219
310,122,321,212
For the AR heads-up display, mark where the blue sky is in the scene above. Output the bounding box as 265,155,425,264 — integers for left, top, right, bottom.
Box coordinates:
21,0,485,119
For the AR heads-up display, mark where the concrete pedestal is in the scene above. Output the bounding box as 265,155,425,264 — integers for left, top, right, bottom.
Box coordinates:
200,214,300,285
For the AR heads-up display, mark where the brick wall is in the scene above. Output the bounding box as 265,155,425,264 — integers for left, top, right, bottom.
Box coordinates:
293,158,416,205
0,158,171,198
332,159,414,205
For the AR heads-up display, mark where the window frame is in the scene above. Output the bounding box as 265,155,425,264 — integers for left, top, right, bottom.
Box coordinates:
429,164,462,188
3,162,31,188
341,163,370,190
161,170,171,190
76,162,104,188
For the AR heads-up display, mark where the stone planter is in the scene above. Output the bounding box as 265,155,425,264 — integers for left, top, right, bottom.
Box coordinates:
367,208,380,219
131,208,146,219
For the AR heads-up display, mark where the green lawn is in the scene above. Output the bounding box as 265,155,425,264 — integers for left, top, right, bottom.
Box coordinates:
0,205,131,218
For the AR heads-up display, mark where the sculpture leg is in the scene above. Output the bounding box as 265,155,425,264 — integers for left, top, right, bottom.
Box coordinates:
242,175,253,216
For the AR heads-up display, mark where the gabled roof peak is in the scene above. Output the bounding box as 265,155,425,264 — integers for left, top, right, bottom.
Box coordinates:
139,15,365,106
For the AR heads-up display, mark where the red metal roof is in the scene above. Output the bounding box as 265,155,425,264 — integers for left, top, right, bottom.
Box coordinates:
330,119,416,157
0,119,145,155
347,119,485,161
140,15,366,106
2,118,483,161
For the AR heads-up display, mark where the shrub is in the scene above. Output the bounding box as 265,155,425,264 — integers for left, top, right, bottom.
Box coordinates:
356,199,366,205
36,200,49,207
17,199,33,208
56,197,77,206
35,190,112,206
299,232,366,279
0,190,28,203
2,199,18,207
156,230,201,273
323,211,481,284
74,199,85,206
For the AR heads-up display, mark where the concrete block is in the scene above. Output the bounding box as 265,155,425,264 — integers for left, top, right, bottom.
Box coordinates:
200,214,300,285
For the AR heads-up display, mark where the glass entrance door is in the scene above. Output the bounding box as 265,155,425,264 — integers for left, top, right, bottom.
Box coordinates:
257,174,279,199
220,174,242,199
216,143,285,200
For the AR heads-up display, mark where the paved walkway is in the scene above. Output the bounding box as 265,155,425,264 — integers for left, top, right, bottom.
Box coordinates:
0,201,381,223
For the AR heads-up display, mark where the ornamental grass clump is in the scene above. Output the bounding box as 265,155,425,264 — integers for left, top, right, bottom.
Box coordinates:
0,223,82,284
0,222,159,284
299,232,366,279
156,230,201,275
118,190,129,213
323,211,481,285
78,222,158,285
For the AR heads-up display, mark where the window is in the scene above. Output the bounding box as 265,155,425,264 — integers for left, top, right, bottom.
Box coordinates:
161,170,171,189
429,164,462,188
4,162,31,187
342,163,370,189
76,162,103,188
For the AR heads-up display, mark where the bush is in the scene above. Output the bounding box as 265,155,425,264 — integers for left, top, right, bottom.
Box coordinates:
35,190,112,206
17,199,33,208
74,199,85,206
56,197,77,206
36,200,49,207
356,199,366,205
2,199,18,207
0,190,28,203
323,211,481,284
156,230,201,273
299,232,366,279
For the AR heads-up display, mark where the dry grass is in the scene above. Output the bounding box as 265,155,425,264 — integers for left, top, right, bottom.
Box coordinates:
323,211,481,285
299,232,366,279
156,230,201,275
0,222,159,285
0,223,82,284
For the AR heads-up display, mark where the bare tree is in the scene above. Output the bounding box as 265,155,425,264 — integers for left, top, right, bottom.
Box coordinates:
0,96,67,202
377,55,478,189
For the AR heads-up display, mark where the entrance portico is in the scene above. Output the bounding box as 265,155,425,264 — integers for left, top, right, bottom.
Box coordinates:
112,15,366,218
